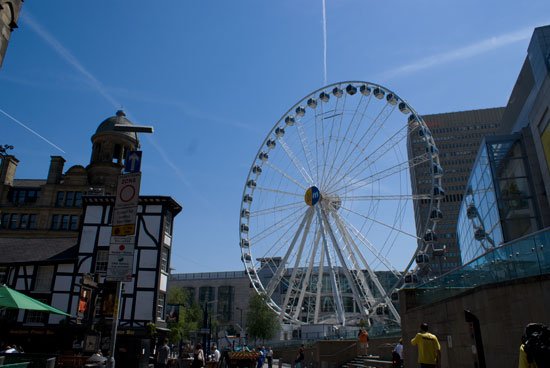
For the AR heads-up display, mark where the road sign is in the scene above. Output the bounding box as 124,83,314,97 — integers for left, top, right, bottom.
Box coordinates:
107,241,135,282
115,173,141,209
124,150,142,173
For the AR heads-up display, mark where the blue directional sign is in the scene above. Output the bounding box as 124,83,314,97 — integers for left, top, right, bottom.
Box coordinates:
124,150,142,173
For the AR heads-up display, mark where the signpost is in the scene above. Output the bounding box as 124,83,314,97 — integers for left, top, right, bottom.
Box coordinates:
106,148,147,367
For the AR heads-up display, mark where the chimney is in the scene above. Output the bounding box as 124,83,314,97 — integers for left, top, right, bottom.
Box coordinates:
47,156,66,184
0,155,19,186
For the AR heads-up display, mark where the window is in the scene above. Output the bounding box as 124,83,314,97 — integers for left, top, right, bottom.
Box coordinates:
95,250,109,273
51,214,79,231
1,214,9,229
65,192,75,207
56,192,65,207
157,293,166,320
0,266,8,284
160,247,169,272
10,189,39,205
34,266,54,291
9,214,18,229
55,191,83,207
26,299,48,324
164,211,173,234
28,214,37,229
70,215,79,230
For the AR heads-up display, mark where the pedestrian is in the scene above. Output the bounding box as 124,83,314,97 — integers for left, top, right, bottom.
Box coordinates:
211,344,220,363
294,344,305,368
519,322,550,368
411,323,440,368
192,343,205,368
358,328,369,355
266,347,273,368
157,338,171,368
392,339,403,368
256,346,265,368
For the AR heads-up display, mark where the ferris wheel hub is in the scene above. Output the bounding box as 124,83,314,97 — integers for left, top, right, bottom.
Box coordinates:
304,186,321,206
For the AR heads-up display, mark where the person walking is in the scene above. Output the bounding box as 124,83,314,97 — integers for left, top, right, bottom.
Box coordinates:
358,328,369,355
211,344,221,364
266,347,273,368
411,323,441,368
294,344,305,368
157,338,171,368
392,339,404,368
192,343,205,368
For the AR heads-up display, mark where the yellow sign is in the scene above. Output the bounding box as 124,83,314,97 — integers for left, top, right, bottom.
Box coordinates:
111,224,135,236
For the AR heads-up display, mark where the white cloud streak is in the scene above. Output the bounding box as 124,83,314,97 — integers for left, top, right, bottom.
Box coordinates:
380,26,534,80
21,12,119,109
0,108,66,153
19,11,200,191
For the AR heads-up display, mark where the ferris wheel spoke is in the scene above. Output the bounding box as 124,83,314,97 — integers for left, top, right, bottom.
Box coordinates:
255,186,304,198
339,194,431,201
339,204,420,240
249,206,305,244
319,92,347,188
332,152,430,194
250,201,303,217
333,208,406,273
315,206,346,325
323,96,376,188
296,121,316,185
324,101,394,190
264,161,308,191
319,204,374,321
326,124,413,191
330,212,377,306
314,224,325,324
278,137,314,185
264,207,314,299
333,211,401,322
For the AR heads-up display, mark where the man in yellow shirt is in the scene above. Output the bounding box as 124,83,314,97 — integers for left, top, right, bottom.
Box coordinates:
411,323,441,368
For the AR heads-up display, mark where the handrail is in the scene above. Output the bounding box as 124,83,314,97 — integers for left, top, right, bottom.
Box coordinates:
318,341,357,358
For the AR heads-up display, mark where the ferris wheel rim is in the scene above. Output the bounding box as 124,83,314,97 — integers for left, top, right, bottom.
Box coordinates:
239,81,442,326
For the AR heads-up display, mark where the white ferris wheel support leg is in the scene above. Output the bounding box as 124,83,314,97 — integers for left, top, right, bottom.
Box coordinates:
314,226,325,325
316,206,346,326
264,208,313,302
332,212,401,324
292,228,322,322
278,208,315,323
319,203,373,324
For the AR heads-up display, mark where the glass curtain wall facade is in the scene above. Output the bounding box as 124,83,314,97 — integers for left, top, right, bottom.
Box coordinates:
457,134,540,264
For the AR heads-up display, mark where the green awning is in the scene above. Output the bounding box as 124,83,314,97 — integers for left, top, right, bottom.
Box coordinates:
0,285,72,317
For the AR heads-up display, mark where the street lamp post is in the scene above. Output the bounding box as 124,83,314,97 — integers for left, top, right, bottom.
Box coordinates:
107,122,154,368
236,307,244,333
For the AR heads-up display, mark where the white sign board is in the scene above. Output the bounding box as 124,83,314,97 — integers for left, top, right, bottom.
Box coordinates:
115,173,141,209
112,173,141,236
106,240,135,282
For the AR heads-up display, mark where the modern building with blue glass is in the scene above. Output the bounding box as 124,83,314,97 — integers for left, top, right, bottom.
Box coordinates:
457,25,550,264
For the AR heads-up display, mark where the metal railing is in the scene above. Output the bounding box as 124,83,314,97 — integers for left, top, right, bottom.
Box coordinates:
411,227,550,305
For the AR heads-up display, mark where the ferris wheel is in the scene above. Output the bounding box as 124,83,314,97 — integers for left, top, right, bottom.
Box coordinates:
239,81,442,327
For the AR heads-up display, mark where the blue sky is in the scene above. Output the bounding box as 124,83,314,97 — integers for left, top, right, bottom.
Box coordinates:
1,1,549,274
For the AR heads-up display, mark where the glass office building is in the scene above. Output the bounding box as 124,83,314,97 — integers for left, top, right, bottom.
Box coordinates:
457,134,542,264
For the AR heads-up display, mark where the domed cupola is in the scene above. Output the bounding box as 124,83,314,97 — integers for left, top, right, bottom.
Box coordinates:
87,110,140,194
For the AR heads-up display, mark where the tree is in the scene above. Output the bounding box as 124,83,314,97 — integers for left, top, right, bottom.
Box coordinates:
166,287,202,342
246,293,280,343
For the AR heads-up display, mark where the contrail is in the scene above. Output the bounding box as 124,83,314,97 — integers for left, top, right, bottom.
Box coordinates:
20,11,196,190
0,108,66,153
381,25,535,79
21,12,119,108
322,0,328,86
